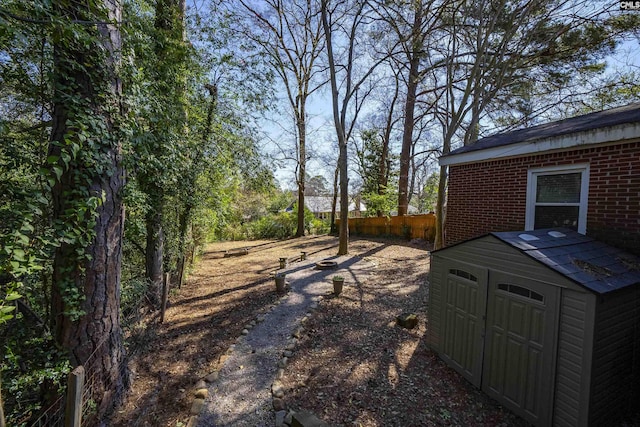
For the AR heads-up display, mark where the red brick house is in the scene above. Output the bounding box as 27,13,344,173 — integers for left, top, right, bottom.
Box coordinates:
440,103,640,255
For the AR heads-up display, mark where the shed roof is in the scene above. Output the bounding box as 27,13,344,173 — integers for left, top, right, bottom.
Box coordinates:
491,229,640,294
434,228,640,294
440,103,640,166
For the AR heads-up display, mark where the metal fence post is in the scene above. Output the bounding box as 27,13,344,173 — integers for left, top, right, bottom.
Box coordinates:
65,366,85,427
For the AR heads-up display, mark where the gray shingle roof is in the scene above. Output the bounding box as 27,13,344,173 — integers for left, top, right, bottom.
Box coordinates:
444,103,640,157
492,228,640,294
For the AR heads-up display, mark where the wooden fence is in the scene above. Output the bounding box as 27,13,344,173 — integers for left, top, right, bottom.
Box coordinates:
337,213,436,241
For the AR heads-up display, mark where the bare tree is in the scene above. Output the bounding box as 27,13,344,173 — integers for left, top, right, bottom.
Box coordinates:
235,0,325,237
321,0,388,254
430,0,637,248
370,0,446,216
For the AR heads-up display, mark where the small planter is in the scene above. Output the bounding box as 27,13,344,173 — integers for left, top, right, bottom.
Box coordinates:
275,273,286,293
279,257,287,269
300,251,307,261
332,276,344,296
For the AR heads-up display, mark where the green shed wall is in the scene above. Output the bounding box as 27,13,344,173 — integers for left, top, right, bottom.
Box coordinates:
553,289,595,427
432,236,576,285
589,287,640,425
428,236,597,427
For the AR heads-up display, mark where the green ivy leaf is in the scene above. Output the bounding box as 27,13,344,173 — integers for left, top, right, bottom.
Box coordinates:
6,293,21,301
12,249,26,262
20,222,35,233
52,165,63,181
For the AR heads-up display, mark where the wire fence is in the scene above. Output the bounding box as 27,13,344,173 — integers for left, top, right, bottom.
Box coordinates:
29,332,130,427
27,279,156,427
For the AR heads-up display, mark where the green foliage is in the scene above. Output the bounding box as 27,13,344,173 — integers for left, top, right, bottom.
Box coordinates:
247,212,296,240
418,172,439,213
356,129,398,216
1,326,70,426
362,187,398,218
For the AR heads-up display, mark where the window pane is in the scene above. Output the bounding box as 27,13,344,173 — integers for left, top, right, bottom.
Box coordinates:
534,205,579,230
536,173,581,203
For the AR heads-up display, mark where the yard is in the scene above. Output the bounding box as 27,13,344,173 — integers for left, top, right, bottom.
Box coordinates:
110,235,527,426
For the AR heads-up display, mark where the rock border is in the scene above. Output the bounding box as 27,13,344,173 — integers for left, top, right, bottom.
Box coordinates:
182,278,325,427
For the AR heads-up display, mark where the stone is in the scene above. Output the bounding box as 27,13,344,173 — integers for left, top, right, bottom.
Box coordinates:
190,398,206,415
194,380,207,390
275,410,288,427
283,350,293,358
397,313,418,329
205,371,219,383
291,410,330,427
195,388,208,399
273,398,286,411
186,415,199,427
285,341,296,351
241,329,249,335
285,410,295,424
272,381,285,398
278,357,288,368
277,368,285,380
293,327,304,339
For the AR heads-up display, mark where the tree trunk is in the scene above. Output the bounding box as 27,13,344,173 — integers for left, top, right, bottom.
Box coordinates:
321,0,349,254
142,0,186,298
397,4,423,217
434,164,448,249
49,0,127,416
296,110,306,237
338,137,349,255
145,206,164,304
176,83,217,287
330,162,339,234
176,207,190,288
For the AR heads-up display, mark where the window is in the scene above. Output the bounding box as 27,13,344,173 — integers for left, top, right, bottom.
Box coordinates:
498,283,544,302
526,164,589,234
449,269,478,282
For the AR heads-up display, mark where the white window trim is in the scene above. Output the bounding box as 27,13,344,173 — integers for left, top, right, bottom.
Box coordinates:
525,164,590,234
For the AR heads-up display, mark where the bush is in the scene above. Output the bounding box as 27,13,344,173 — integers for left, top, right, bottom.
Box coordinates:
247,212,296,239
1,324,70,427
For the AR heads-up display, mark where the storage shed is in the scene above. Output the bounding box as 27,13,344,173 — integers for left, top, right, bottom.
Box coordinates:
427,228,640,426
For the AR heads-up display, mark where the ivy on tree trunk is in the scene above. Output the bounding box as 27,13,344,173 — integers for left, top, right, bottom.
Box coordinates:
49,0,128,416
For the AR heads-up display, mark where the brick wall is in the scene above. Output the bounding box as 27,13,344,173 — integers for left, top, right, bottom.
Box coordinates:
445,141,640,255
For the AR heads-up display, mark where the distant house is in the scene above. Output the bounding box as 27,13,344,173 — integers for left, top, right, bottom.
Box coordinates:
286,195,366,220
427,104,640,427
440,103,640,255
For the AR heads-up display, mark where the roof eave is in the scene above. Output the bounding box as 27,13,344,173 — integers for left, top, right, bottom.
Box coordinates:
439,122,640,167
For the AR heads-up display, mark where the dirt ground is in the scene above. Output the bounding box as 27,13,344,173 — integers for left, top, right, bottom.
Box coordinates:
110,235,527,426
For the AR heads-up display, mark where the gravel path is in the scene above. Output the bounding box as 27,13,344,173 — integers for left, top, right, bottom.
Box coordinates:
197,255,374,426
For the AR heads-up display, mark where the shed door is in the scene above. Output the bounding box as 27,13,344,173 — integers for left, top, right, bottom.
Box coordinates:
483,271,558,426
441,263,487,387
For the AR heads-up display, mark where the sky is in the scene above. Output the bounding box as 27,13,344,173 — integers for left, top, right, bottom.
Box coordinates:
189,0,640,192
